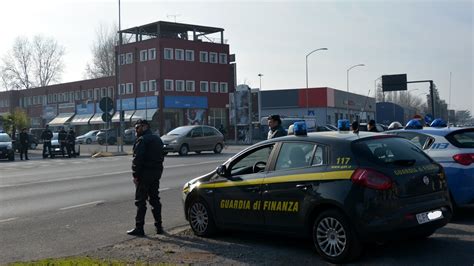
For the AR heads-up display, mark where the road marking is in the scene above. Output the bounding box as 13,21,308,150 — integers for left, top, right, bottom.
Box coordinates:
59,200,105,211
0,217,19,223
159,187,170,191
0,160,223,188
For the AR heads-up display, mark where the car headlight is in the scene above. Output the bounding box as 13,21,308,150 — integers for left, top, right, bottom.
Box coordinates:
6,144,12,150
171,140,178,144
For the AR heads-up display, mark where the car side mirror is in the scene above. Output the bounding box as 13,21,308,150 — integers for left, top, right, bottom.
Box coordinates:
216,165,228,177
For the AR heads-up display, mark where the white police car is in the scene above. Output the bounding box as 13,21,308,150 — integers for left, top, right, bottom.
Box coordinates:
388,126,474,207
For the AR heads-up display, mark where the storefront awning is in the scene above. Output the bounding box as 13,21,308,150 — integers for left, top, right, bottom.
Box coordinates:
112,110,135,123
131,109,157,121
69,114,94,126
89,113,105,125
48,113,75,126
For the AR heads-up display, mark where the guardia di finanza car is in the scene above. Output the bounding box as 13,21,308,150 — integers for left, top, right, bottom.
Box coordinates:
182,131,452,263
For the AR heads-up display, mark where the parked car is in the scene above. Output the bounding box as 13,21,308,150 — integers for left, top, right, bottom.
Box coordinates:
123,128,136,144
76,130,99,144
358,122,386,132
162,125,224,156
96,128,118,145
182,130,452,263
45,133,80,157
0,133,15,161
388,127,474,208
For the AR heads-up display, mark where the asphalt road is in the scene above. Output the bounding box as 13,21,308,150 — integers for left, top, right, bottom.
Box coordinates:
0,145,245,264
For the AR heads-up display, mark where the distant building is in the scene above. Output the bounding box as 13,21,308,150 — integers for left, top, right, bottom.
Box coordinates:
0,21,235,135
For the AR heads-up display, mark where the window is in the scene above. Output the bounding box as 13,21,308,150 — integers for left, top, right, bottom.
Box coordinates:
200,81,209,92
126,83,133,94
175,80,184,92
210,82,219,93
185,50,194,61
164,48,173,60
69,92,74,102
94,88,100,100
219,53,227,64
164,79,174,91
175,49,184,60
188,127,203,137
81,90,87,100
48,94,52,104
199,51,208,63
203,126,217,136
108,87,114,98
446,129,474,148
119,54,126,65
393,132,433,150
63,93,68,102
119,84,126,95
126,53,133,64
186,80,195,92
43,95,47,105
275,142,316,170
148,48,156,60
140,50,148,61
88,89,93,99
230,144,274,176
219,82,228,93
32,96,37,105
312,146,325,166
53,94,58,103
58,93,63,102
149,80,157,91
100,87,106,98
209,52,218,63
140,81,148,92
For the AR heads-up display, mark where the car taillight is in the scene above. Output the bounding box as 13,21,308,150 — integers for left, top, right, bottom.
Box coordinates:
453,153,474,166
351,168,393,190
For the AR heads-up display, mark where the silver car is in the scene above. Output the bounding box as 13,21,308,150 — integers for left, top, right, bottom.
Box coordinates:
161,125,225,156
76,130,99,144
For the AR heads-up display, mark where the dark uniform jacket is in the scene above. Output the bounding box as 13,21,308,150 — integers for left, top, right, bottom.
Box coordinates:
58,129,67,143
41,129,53,142
19,132,29,148
267,125,287,139
132,129,164,180
67,131,76,144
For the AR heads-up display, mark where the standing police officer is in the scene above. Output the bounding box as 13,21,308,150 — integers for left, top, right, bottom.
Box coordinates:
67,128,76,158
19,128,29,160
127,119,165,236
58,127,67,157
41,125,53,158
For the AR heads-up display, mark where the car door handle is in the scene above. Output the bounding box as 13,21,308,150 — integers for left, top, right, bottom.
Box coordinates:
204,189,214,194
296,184,312,191
244,186,260,192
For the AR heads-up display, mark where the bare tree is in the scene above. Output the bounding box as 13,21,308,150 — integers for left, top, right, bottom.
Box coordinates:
1,35,65,90
84,23,118,79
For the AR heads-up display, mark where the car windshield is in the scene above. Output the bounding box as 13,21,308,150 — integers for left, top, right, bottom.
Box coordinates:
352,136,432,166
446,128,474,148
52,133,58,140
166,126,190,136
0,134,12,142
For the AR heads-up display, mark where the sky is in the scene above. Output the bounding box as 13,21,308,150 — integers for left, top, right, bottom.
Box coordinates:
1,0,472,114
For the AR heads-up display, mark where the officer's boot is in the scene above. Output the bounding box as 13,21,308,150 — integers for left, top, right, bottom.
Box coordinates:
152,207,163,234
127,205,146,236
126,227,144,236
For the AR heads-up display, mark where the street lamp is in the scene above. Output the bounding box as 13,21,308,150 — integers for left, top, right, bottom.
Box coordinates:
305,48,328,116
346,64,365,119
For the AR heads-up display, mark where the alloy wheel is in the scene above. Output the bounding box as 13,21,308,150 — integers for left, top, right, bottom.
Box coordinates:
315,217,347,257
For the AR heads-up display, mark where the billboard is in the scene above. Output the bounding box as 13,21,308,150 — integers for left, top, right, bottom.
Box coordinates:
382,74,407,92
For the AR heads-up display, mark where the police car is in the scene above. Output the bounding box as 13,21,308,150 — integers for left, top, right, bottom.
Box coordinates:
388,126,474,207
182,122,452,263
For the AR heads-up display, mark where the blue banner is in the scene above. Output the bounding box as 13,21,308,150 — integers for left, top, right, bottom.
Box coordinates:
76,103,94,115
136,96,158,109
164,96,208,109
116,98,136,111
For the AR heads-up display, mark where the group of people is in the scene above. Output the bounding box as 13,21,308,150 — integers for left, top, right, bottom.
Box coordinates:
41,125,77,159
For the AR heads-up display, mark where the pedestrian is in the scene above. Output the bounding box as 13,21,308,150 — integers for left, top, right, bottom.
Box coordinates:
19,128,29,160
267,114,286,139
67,128,76,158
41,125,54,158
127,119,165,236
58,127,67,157
218,124,226,140
367,119,378,132
351,121,359,134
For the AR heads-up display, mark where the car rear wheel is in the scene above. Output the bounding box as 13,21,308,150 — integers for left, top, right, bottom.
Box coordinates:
98,139,105,145
86,138,92,144
179,144,189,156
313,209,362,263
213,143,223,154
188,199,216,237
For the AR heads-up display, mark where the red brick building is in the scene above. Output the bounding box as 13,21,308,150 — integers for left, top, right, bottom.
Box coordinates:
0,21,235,135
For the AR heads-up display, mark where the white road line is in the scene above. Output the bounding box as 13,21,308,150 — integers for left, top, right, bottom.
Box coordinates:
0,217,19,223
59,200,105,211
159,187,170,192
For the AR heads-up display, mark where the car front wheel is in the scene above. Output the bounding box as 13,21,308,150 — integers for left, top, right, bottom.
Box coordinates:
313,209,362,263
213,143,223,154
86,138,92,144
179,144,189,156
188,199,216,237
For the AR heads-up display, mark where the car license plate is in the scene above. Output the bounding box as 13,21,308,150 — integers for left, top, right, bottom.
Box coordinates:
416,210,443,224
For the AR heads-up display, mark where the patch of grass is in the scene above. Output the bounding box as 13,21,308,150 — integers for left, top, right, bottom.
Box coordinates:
7,256,147,266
